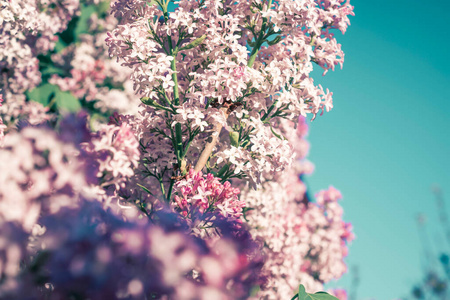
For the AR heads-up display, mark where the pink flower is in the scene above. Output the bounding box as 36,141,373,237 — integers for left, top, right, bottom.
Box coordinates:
172,170,245,235
233,66,246,78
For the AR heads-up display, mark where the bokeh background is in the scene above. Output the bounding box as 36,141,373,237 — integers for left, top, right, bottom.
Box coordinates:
305,0,450,299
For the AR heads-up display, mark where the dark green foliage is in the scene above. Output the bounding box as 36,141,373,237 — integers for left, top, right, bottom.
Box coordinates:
291,285,340,300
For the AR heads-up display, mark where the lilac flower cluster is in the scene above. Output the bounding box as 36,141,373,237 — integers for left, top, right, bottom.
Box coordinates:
172,169,245,237
0,201,264,299
241,117,353,299
0,115,264,299
28,201,263,300
49,9,141,116
106,0,354,185
0,126,87,231
0,0,356,299
0,0,80,125
84,123,140,188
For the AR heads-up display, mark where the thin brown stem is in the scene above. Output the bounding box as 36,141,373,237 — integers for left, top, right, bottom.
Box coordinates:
194,107,229,173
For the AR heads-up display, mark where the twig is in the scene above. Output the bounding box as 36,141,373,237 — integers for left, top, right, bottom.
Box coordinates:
194,107,229,173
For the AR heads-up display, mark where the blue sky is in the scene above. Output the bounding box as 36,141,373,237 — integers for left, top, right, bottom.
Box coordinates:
305,0,450,299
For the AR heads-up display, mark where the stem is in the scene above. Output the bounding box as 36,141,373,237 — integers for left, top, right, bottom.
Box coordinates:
194,107,229,173
141,97,176,113
167,178,175,201
247,0,273,67
136,200,153,222
169,51,183,165
261,99,278,121
181,136,195,159
169,125,178,155
170,57,179,105
159,178,166,201
247,29,265,67
161,3,184,169
175,122,184,167
47,95,57,110
160,88,174,109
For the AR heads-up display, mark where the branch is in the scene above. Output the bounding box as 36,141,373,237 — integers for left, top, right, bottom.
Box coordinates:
194,107,229,173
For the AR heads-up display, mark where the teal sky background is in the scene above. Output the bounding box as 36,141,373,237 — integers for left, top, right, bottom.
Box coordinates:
305,0,450,299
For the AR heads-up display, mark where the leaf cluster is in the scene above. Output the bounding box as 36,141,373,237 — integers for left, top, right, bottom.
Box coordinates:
291,285,340,300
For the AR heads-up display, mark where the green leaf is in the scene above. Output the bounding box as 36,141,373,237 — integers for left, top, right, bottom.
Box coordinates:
296,285,339,300
137,183,154,196
179,34,207,51
27,84,81,112
58,16,78,45
26,83,59,106
140,97,154,105
249,285,260,297
247,38,257,47
59,3,97,45
95,1,111,15
54,91,81,112
141,97,174,113
41,66,66,77
74,4,97,39
229,131,240,147
269,124,286,141
216,164,230,178
268,35,282,46
53,38,68,53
